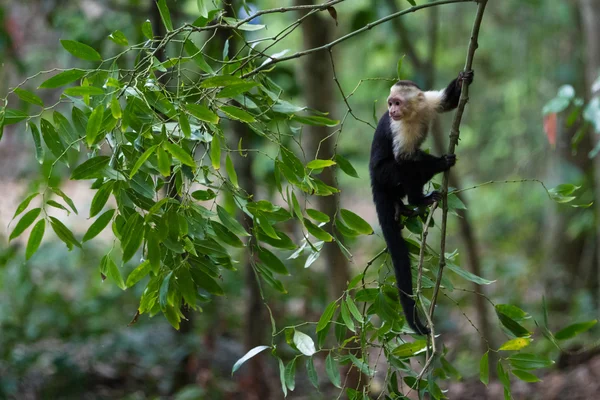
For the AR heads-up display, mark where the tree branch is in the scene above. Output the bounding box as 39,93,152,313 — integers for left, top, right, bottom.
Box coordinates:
429,0,488,317
243,0,476,77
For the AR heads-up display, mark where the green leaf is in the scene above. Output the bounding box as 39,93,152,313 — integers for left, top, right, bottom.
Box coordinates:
60,40,102,62
334,154,359,178
189,267,224,295
392,340,428,358
495,304,529,321
292,115,339,127
40,119,67,164
197,0,209,18
340,301,355,332
39,69,86,89
307,159,336,169
210,221,244,248
306,358,319,389
191,189,216,201
102,255,126,290
316,301,338,332
121,213,144,262
108,30,128,46
142,20,153,39
26,219,45,260
499,338,532,351
63,86,105,96
512,369,541,383
156,0,173,31
497,361,511,394
284,358,297,391
345,296,364,324
90,181,114,218
446,261,495,285
29,123,44,163
86,104,105,146
325,353,341,388
201,76,245,88
12,193,39,220
224,17,265,32
49,217,81,250
306,208,329,223
278,358,288,398
508,353,554,370
232,346,270,375
555,320,597,340
480,352,489,385
340,209,373,235
126,260,152,287
397,55,404,79
217,205,249,236
258,247,289,275
406,0,417,6
220,105,255,122
183,40,213,73
177,267,197,308
14,88,43,107
293,330,316,356
71,156,110,180
46,200,69,213
347,354,375,377
52,187,78,214
225,154,239,188
2,108,27,125
156,146,171,177
130,145,158,178
159,271,173,310
185,103,219,124
304,219,332,242
110,97,122,119
496,308,531,338
217,82,258,98
10,208,41,241
83,209,115,242
210,133,221,170
164,142,196,168
179,112,191,138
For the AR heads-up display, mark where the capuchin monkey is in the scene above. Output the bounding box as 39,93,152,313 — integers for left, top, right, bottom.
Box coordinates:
369,71,473,335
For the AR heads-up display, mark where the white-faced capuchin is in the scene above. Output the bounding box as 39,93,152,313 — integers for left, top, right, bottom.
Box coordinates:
369,71,473,335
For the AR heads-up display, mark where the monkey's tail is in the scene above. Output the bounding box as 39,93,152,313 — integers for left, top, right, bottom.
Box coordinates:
374,194,431,335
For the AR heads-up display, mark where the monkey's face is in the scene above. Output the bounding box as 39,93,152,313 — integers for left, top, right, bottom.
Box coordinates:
387,86,424,121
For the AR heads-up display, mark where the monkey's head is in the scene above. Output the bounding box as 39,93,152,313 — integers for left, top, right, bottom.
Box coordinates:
387,81,425,121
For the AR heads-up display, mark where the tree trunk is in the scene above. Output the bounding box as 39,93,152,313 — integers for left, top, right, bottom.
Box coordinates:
294,0,362,393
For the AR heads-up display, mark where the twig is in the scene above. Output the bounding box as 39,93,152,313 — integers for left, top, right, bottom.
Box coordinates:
429,0,488,317
361,247,388,288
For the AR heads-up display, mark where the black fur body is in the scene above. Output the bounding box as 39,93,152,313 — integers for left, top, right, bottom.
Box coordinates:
368,72,471,335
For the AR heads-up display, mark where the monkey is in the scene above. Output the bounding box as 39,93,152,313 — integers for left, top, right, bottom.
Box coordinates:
369,71,473,335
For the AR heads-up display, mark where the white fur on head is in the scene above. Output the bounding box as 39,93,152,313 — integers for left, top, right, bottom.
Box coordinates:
388,85,442,159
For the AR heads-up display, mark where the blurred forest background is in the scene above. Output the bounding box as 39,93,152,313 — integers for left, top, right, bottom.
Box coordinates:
0,0,599,399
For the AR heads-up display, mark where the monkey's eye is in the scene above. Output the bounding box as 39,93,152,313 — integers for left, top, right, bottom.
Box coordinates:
395,101,400,106
388,102,392,107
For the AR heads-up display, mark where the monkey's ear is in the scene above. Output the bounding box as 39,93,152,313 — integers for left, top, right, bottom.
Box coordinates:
418,92,425,100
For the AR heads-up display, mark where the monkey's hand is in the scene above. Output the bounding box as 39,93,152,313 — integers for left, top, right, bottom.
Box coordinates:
441,154,456,170
423,191,442,205
458,70,474,85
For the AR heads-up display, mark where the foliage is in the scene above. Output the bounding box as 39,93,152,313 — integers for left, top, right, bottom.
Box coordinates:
0,0,597,398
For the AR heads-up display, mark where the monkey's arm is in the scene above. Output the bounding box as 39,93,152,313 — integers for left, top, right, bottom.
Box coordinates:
371,153,454,190
424,70,474,113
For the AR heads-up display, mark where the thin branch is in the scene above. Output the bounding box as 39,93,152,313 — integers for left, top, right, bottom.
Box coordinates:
414,202,439,385
243,0,476,77
430,0,488,317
